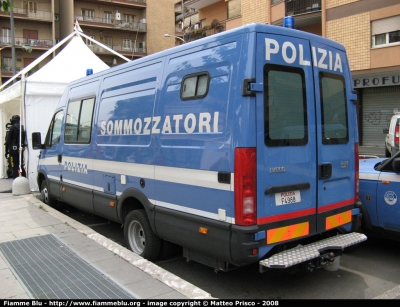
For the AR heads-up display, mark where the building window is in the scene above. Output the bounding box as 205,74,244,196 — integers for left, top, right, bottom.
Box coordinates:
389,30,400,44
86,36,94,46
29,2,37,13
2,28,10,44
373,30,400,47
228,0,241,19
104,37,112,47
123,14,135,23
372,16,400,48
104,12,112,24
82,9,94,21
123,39,132,50
2,57,11,71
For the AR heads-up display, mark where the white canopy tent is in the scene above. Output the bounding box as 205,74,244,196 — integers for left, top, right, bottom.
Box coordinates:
0,31,115,190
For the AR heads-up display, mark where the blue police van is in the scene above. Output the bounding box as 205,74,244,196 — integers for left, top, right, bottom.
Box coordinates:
359,153,400,241
32,23,366,272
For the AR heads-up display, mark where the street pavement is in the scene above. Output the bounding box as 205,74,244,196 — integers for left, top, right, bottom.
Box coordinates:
0,178,212,300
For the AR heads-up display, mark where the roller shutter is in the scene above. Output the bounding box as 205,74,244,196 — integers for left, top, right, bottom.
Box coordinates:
362,86,400,146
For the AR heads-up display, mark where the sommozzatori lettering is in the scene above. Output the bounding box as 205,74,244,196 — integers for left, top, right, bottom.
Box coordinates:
265,38,343,73
64,161,88,174
100,112,220,136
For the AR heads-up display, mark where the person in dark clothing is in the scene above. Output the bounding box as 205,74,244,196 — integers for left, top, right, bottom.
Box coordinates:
4,115,26,178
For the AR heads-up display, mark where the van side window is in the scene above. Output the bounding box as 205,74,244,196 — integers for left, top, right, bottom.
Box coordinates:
45,111,64,148
181,72,210,100
320,73,349,145
264,64,307,146
65,97,95,143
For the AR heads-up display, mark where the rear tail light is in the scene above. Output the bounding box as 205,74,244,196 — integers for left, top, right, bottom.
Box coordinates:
234,148,257,226
355,143,359,201
396,126,399,146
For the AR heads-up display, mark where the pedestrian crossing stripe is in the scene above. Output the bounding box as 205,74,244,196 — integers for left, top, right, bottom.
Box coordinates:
267,222,309,244
326,210,352,230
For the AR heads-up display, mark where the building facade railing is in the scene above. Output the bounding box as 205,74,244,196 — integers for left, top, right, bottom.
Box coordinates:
0,37,53,47
86,44,147,55
75,15,147,31
1,67,23,73
285,0,321,16
4,7,53,21
183,19,226,43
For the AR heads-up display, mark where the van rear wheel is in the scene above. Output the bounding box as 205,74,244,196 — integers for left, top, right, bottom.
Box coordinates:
124,209,161,261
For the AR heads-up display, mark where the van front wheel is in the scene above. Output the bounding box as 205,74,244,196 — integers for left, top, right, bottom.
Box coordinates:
124,209,161,261
40,180,57,208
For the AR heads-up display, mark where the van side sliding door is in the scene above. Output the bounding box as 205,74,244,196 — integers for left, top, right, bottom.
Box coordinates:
61,96,95,213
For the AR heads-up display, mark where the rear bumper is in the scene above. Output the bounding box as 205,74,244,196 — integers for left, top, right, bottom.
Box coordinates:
154,203,361,268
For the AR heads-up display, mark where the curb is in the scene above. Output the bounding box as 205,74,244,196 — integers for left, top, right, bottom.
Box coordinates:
22,193,214,299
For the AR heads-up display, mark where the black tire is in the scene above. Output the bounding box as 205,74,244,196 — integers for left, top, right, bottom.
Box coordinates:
124,209,161,261
385,146,390,157
40,180,57,208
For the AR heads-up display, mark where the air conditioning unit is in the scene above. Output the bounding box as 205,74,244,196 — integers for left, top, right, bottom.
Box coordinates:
115,11,121,20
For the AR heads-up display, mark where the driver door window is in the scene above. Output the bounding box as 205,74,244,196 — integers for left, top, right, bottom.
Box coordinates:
45,111,64,148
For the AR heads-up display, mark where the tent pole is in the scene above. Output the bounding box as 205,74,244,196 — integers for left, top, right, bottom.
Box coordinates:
19,74,26,177
0,31,76,91
76,31,131,63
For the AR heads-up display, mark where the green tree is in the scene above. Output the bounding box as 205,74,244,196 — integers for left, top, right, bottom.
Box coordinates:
1,0,11,13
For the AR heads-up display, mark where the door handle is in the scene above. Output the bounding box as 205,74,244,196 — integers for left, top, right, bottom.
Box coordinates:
319,163,332,179
58,154,62,164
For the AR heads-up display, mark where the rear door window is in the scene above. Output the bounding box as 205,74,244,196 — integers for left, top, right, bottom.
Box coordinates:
319,73,348,144
264,64,307,146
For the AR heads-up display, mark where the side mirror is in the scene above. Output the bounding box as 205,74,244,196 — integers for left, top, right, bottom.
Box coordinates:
32,132,44,149
392,158,400,173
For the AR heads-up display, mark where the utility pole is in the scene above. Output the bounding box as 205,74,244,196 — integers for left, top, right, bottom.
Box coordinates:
10,0,16,83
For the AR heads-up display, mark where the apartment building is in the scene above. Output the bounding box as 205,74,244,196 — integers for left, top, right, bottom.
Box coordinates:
0,0,175,84
177,0,400,147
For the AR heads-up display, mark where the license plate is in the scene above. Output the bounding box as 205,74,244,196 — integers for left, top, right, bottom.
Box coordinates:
275,190,301,206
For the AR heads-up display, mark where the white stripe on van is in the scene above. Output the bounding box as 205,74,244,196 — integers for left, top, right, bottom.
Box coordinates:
360,172,400,183
155,200,235,223
41,156,234,191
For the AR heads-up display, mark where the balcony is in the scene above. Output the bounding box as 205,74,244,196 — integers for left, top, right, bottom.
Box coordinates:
184,0,220,10
0,7,52,22
0,37,54,48
176,13,183,21
75,15,147,31
1,67,23,76
285,0,321,16
86,44,147,57
100,0,147,8
183,19,225,42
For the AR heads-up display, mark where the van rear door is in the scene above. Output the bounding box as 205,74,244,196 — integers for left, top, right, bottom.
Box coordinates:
255,33,318,246
310,41,355,233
